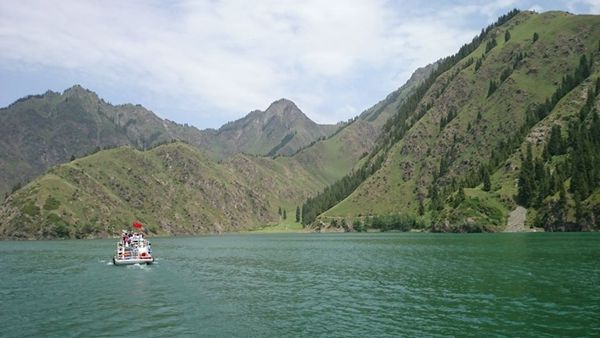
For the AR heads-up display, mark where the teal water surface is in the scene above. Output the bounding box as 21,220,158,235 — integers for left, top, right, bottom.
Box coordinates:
1,233,599,337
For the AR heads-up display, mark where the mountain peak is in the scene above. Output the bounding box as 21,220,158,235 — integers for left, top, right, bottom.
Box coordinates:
272,98,296,106
267,98,298,109
63,84,86,93
264,98,304,119
63,84,98,100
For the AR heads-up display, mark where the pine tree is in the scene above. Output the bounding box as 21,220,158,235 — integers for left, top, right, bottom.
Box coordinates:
283,209,287,220
482,166,491,192
485,38,497,53
533,157,546,206
558,184,567,224
418,199,425,216
429,185,443,211
575,195,585,225
517,144,534,206
295,206,300,223
487,80,498,97
532,32,539,43
439,153,450,177
504,30,511,42
474,58,483,72
546,125,564,156
453,187,465,207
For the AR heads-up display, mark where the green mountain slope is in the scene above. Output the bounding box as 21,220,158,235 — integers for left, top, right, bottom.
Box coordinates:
310,10,600,232
0,142,326,239
0,85,206,197
287,62,436,185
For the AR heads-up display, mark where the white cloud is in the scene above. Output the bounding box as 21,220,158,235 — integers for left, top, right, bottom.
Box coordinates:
528,5,544,12
0,0,529,127
567,0,600,14
581,0,600,13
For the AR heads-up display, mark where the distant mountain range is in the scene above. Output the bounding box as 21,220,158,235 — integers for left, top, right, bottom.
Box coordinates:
0,85,340,197
0,60,431,238
3,9,598,238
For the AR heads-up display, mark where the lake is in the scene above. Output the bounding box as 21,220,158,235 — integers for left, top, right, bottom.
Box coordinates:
1,233,599,337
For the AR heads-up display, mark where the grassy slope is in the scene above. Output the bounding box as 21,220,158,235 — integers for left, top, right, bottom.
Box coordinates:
0,143,274,238
0,86,209,196
324,11,600,230
284,63,434,186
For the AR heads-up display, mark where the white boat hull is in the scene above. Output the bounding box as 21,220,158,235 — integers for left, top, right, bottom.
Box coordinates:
113,256,154,265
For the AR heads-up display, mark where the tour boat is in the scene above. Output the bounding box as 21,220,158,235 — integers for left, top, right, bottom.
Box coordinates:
113,228,154,266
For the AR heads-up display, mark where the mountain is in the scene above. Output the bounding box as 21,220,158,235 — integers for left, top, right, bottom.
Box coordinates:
0,142,327,239
0,87,335,197
0,85,205,197
288,63,437,185
0,60,432,238
7,10,599,237
303,10,600,232
203,99,339,159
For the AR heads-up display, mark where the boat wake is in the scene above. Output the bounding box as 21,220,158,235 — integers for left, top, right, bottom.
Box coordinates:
126,263,151,270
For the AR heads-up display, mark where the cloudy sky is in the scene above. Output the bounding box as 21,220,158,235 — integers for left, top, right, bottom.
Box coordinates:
1,0,599,129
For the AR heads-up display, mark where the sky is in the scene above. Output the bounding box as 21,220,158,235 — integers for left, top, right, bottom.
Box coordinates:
1,1,599,129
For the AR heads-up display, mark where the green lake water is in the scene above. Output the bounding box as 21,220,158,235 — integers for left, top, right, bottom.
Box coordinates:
0,233,599,337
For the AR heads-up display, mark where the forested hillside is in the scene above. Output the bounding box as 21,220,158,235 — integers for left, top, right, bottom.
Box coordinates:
303,10,600,232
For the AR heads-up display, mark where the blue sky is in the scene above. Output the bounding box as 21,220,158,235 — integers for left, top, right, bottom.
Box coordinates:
1,0,598,129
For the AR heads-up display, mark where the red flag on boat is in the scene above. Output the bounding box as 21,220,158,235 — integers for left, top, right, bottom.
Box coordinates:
132,221,143,229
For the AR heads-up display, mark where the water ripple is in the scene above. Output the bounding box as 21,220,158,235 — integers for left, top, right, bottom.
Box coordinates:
0,233,599,337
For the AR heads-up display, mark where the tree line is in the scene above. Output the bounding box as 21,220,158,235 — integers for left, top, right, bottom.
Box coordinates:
301,9,521,226
518,75,600,230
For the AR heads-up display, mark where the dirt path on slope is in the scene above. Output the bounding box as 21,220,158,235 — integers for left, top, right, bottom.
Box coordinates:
504,206,529,232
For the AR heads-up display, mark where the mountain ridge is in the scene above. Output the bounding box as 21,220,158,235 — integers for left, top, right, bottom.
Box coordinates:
0,86,337,196
208,97,339,158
